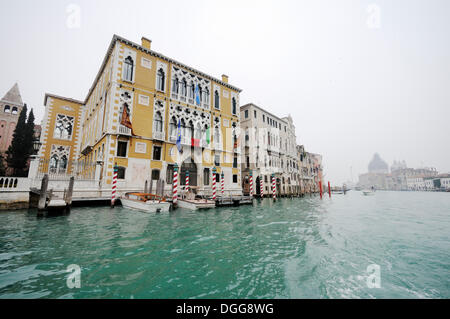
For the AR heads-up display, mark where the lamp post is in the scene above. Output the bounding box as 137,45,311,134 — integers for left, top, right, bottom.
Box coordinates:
32,139,42,155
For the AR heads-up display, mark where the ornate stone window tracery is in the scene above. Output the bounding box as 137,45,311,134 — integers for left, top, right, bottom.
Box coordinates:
168,103,211,146
53,114,74,140
49,144,70,174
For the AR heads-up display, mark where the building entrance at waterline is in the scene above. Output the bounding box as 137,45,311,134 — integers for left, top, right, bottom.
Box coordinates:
255,176,261,195
180,158,197,187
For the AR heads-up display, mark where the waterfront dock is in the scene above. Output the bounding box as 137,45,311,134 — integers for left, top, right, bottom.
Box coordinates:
215,195,254,207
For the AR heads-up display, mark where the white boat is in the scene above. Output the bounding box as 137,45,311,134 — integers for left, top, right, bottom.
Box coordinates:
121,193,171,213
362,190,375,196
177,198,216,210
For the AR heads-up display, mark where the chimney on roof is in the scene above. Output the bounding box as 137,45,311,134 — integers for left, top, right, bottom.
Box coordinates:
141,37,152,50
222,74,229,83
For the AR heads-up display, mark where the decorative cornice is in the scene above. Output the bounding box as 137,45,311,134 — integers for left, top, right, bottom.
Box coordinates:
43,93,83,106
113,35,242,92
83,35,242,106
240,103,288,124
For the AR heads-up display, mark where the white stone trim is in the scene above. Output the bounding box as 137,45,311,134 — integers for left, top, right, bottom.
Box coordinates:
138,94,150,106
156,61,168,92
141,57,152,69
121,47,137,83
135,141,147,154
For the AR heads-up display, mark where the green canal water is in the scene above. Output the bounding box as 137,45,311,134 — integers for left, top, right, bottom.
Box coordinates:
0,191,449,299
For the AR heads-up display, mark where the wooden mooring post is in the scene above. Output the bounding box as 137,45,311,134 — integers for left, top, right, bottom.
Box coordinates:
38,174,49,211
65,177,74,206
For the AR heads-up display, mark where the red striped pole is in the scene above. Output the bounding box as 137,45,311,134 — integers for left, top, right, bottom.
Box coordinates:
221,172,224,197
111,164,118,208
328,181,331,198
249,171,254,197
212,167,217,200
319,181,323,199
173,164,178,205
260,175,264,198
185,170,190,192
272,174,276,200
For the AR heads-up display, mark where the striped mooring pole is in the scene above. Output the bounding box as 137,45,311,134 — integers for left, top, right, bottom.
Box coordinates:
173,164,178,205
319,181,323,199
212,167,217,200
185,170,190,192
271,174,276,200
221,172,225,197
260,175,264,198
328,181,331,198
111,164,118,208
249,171,254,197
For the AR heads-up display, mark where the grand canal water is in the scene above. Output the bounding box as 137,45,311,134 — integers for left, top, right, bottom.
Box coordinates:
0,191,449,299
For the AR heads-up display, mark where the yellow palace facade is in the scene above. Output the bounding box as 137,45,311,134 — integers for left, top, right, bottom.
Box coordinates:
38,35,243,195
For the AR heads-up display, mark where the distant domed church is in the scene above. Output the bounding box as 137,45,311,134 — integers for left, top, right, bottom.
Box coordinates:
368,153,389,174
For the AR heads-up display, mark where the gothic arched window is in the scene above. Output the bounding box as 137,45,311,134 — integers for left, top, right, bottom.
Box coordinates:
169,116,177,139
172,76,179,94
119,103,130,123
180,119,186,139
214,127,220,145
181,79,187,97
232,97,237,115
189,82,195,99
195,123,202,140
204,87,209,105
214,90,220,109
123,56,134,82
157,68,165,91
186,121,194,140
154,111,163,133
54,114,74,140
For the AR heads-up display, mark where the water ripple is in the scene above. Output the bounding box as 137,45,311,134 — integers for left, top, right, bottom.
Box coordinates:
0,192,449,298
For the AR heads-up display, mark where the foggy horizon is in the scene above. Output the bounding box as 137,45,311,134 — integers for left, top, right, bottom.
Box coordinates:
1,0,449,184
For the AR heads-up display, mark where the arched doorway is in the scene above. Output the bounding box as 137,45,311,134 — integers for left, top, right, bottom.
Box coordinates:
255,176,261,195
180,158,197,186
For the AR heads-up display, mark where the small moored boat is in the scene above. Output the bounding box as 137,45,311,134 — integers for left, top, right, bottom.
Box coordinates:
177,198,216,210
362,189,375,196
121,193,171,213
177,190,216,210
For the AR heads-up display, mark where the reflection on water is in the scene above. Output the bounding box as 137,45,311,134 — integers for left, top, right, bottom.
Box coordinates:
0,191,449,298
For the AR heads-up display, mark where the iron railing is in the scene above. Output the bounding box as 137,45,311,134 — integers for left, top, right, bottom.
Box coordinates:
36,158,97,180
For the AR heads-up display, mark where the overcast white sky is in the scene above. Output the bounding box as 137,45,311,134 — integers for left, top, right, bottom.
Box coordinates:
1,0,449,184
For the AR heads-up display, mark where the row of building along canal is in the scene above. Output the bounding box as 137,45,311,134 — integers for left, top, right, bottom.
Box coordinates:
0,34,323,213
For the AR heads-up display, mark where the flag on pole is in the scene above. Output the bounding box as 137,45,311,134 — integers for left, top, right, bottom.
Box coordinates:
120,105,135,135
195,84,201,105
206,127,210,145
176,119,183,154
233,134,240,149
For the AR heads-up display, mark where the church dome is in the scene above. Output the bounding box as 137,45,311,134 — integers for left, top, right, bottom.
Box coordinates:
368,153,389,173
